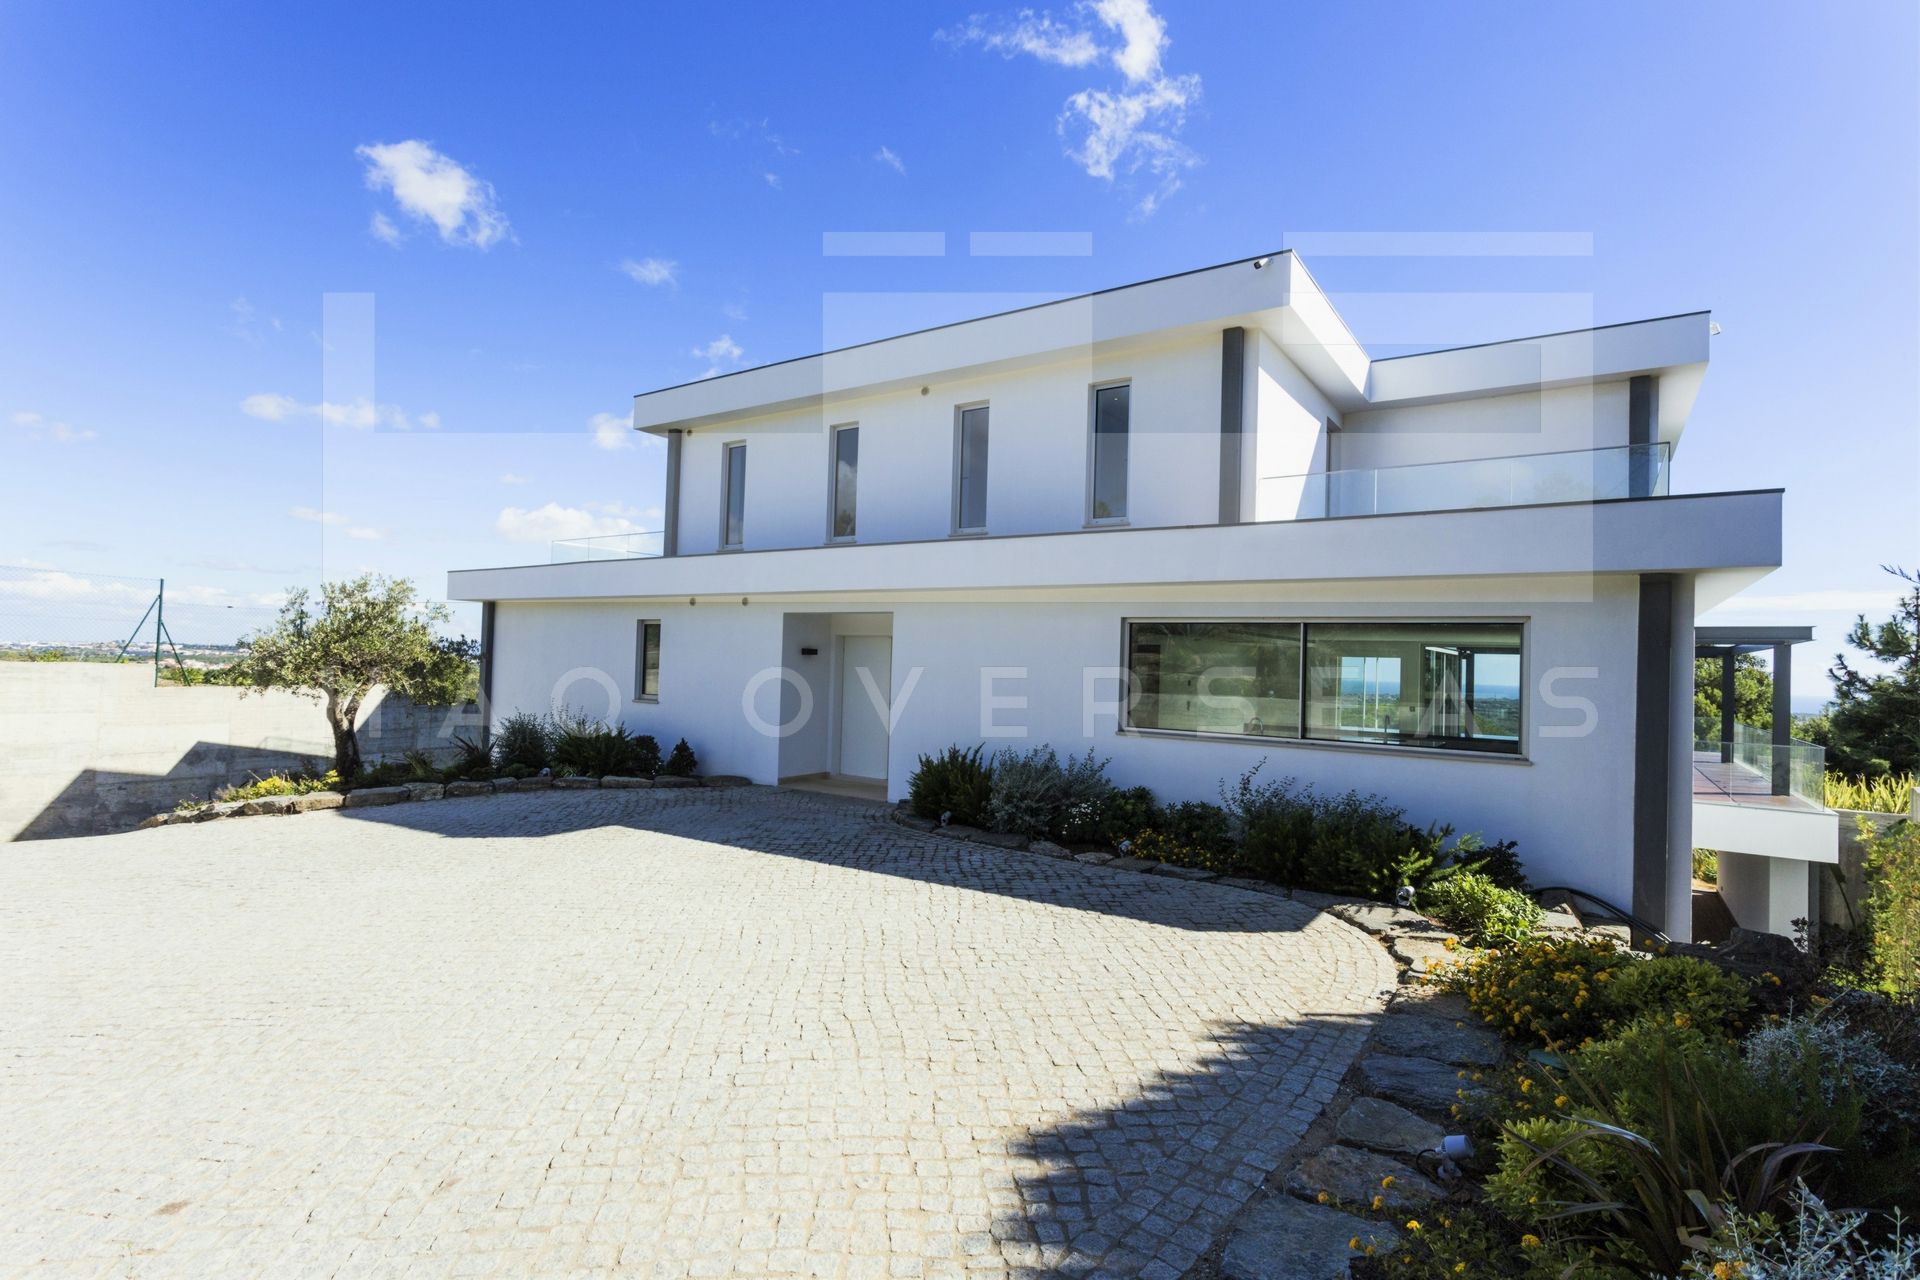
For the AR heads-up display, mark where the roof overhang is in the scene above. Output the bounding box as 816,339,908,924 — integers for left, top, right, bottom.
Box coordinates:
629,252,1371,434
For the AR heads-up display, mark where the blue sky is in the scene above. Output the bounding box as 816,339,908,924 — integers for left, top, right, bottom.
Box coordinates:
1,1,1914,698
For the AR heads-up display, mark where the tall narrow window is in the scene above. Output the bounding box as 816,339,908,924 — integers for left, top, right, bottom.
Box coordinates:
635,620,661,700
1091,383,1130,521
831,425,858,539
722,442,746,548
955,406,989,533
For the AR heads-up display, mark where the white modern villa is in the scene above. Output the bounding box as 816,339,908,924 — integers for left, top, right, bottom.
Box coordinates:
449,252,1837,943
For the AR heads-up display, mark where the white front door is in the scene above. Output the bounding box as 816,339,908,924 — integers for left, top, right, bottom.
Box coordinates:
837,635,891,781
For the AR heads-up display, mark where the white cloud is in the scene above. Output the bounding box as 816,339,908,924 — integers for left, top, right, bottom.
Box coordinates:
764,172,782,189
618,257,678,286
590,411,634,451
226,296,281,345
499,471,531,485
241,394,440,430
692,334,745,380
355,139,511,250
495,501,653,544
345,526,384,542
941,0,1199,216
10,409,96,443
939,10,1102,66
289,506,349,526
0,569,148,602
722,301,749,322
369,211,403,246
875,145,906,174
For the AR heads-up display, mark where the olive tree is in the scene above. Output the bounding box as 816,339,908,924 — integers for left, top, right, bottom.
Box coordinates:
227,575,477,778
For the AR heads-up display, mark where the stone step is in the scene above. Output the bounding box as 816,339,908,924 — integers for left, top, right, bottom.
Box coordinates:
1368,1014,1503,1068
1334,1097,1445,1158
1354,1054,1485,1117
1286,1142,1443,1211
1221,1195,1401,1280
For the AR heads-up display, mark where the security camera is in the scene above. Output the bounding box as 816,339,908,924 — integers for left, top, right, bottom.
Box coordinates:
1252,257,1270,269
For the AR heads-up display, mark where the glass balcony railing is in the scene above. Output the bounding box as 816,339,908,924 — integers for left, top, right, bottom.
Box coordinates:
1256,442,1671,522
1691,722,1828,811
550,531,665,563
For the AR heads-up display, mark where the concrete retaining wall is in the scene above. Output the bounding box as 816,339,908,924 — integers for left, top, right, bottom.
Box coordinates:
1821,794,1920,931
0,664,483,841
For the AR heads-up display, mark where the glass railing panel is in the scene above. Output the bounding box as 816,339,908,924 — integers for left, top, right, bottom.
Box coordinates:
1691,733,1827,810
1256,442,1672,523
549,531,665,563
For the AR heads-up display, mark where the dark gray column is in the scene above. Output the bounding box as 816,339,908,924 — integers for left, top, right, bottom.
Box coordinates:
1771,643,1793,795
1720,652,1736,763
478,601,496,749
1633,574,1676,934
662,428,684,557
1218,327,1246,524
1628,374,1660,497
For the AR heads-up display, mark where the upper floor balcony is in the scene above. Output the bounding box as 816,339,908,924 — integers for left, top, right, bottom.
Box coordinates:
548,441,1674,563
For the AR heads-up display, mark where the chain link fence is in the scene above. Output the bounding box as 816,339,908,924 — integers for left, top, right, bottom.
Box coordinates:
0,565,472,685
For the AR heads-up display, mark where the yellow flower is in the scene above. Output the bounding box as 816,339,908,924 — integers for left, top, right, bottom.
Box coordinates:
1455,1265,1468,1274
1674,1012,1692,1028
1317,1191,1330,1204
1349,1237,1361,1250
1380,1175,1396,1188
1554,1094,1569,1109
1521,1234,1542,1249
1406,1220,1422,1232
1371,1194,1385,1210
1518,1077,1533,1093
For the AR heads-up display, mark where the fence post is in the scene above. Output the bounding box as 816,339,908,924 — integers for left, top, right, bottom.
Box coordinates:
153,578,164,687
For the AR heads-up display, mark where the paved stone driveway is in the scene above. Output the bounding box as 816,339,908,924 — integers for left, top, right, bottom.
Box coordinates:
0,787,1393,1279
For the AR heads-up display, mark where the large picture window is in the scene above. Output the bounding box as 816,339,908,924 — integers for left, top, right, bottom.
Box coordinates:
1127,622,1302,739
1125,619,1523,755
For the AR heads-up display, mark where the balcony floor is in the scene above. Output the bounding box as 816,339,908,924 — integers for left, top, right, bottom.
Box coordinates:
1691,751,1821,812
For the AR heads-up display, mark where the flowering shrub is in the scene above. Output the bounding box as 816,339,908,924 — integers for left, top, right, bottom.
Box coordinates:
1451,937,1752,1049
1420,871,1543,946
217,770,340,802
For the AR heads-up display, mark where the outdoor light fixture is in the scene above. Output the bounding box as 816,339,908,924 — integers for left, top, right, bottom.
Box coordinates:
800,646,818,657
1252,256,1269,269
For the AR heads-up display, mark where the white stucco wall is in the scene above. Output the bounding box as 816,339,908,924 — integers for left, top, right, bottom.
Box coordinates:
671,333,1228,555
1334,382,1631,471
484,576,1647,914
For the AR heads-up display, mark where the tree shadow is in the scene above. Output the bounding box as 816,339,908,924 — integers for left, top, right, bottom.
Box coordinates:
990,1013,1382,1277
333,784,1335,936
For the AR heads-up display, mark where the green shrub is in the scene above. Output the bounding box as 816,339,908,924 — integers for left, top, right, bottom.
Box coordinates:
1159,799,1234,858
985,745,1065,837
1127,826,1233,874
550,716,660,778
1861,817,1920,994
907,744,992,827
1096,785,1159,846
450,733,493,780
1052,753,1120,844
1219,761,1521,900
660,737,698,777
1744,1013,1918,1144
1421,871,1543,946
1452,936,1751,1050
493,711,552,772
1692,847,1719,884
217,770,340,802
1826,771,1917,814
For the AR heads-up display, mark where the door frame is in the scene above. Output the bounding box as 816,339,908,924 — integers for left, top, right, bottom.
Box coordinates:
833,633,892,782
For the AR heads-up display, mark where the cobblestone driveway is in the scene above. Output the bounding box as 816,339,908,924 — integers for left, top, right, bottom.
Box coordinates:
0,787,1393,1279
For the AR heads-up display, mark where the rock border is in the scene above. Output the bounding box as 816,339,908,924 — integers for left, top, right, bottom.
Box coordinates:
138,772,754,829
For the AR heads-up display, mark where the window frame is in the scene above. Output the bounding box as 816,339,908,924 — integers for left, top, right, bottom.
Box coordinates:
827,422,859,543
1086,378,1132,526
720,439,747,550
634,619,661,702
951,402,990,536
1117,615,1530,761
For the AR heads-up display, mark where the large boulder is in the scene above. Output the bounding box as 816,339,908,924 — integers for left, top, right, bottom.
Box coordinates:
290,790,344,813
237,796,297,817
341,786,409,808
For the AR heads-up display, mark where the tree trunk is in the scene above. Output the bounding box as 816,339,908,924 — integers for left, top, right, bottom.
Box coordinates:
326,693,362,779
